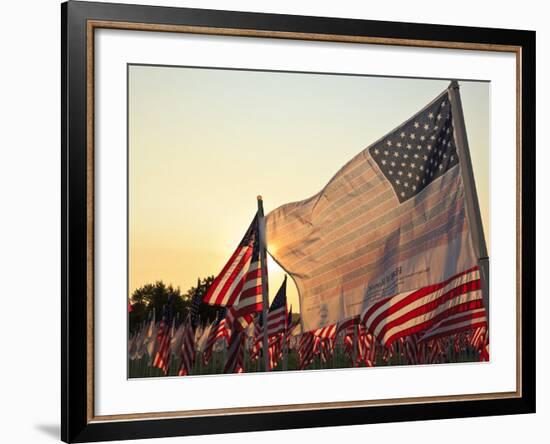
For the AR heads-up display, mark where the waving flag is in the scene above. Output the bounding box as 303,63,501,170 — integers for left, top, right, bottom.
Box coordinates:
178,282,203,376
265,84,486,333
266,276,288,337
202,308,228,366
153,311,172,375
203,214,264,328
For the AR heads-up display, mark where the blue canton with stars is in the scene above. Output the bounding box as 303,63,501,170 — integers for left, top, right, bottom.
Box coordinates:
369,92,459,203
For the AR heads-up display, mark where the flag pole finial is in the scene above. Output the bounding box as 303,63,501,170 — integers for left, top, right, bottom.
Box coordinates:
257,195,263,201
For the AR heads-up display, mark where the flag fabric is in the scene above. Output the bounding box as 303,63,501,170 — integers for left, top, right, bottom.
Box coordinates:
265,87,481,332
313,323,337,340
267,276,288,337
178,283,203,376
144,312,158,364
419,306,487,344
203,214,263,320
223,329,245,374
249,315,263,362
298,332,315,370
361,266,483,347
202,308,228,365
153,313,172,375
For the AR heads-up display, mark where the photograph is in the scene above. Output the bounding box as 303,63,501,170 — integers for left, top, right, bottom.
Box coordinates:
127,67,490,378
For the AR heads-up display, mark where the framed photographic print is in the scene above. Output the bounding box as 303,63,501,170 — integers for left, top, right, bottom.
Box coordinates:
61,1,536,442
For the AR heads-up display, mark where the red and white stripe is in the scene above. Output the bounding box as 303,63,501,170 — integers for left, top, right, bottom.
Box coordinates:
298,332,315,370
313,323,337,340
178,319,196,376
223,330,245,374
266,305,287,337
420,307,487,343
202,318,229,366
204,245,254,307
362,266,483,347
152,319,172,375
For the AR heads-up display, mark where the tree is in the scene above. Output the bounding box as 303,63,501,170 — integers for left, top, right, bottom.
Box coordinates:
128,276,222,333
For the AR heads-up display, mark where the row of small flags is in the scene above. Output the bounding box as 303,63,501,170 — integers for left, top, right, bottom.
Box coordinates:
128,278,489,376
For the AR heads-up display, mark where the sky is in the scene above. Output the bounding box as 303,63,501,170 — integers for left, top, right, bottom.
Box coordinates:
128,65,490,311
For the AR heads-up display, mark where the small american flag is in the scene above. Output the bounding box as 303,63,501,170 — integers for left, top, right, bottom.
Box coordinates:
178,283,203,376
203,213,264,329
266,276,288,337
223,329,245,374
202,308,228,366
152,310,172,375
298,332,315,370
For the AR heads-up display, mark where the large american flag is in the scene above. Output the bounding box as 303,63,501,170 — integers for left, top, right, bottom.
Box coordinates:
266,87,483,332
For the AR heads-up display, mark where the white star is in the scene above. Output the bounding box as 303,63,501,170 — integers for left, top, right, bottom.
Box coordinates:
407,172,412,178
406,144,412,150
437,113,442,120
416,175,420,181
394,152,400,157
414,153,419,159
412,185,417,191
430,135,436,141
386,140,392,146
450,155,455,161
391,161,396,167
410,133,416,140
417,145,422,150
401,162,406,167
398,170,403,176
381,159,387,165
374,148,380,154
400,132,406,138
396,142,402,148
400,191,405,197
384,150,389,156
441,100,446,107
423,155,428,160
424,124,429,130
428,112,434,119
396,179,401,185
439,163,444,170
403,154,409,159
404,182,409,188
388,170,393,175
410,163,416,169
420,135,426,141
414,122,420,128
420,165,424,171
427,144,432,150
434,126,438,131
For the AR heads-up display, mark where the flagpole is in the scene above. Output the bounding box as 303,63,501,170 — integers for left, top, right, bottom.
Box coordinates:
257,195,270,372
448,81,490,326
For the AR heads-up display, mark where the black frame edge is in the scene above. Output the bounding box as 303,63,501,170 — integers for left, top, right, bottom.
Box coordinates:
61,1,536,442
